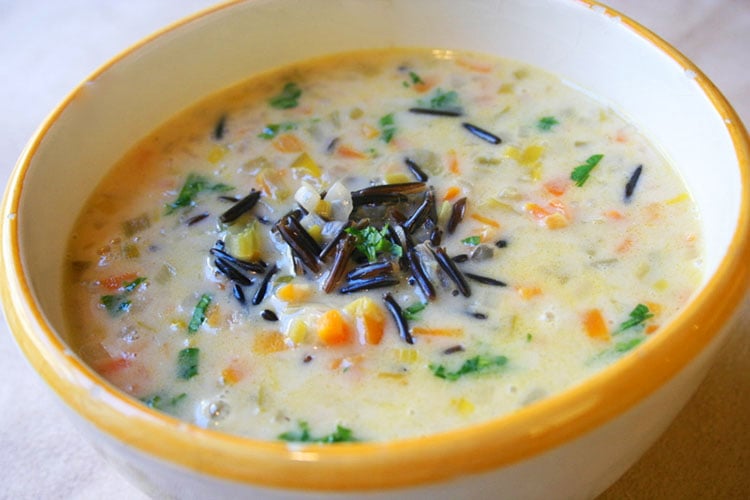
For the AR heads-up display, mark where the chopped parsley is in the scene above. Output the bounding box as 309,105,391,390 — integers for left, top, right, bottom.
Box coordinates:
166,173,233,214
616,303,654,333
403,71,424,87
99,277,147,317
430,354,508,381
403,302,427,320
142,393,187,412
461,235,481,246
188,294,212,334
345,224,403,263
268,82,302,109
570,154,604,187
257,121,297,139
177,347,199,380
278,421,357,443
537,116,559,131
379,113,396,143
419,88,461,112
614,336,645,353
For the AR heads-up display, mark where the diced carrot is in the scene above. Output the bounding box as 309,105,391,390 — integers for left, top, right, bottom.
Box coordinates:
605,210,624,220
205,304,222,328
543,178,569,196
337,144,368,159
276,284,312,303
357,314,385,345
516,286,542,300
344,297,385,345
95,356,131,375
614,129,629,143
413,78,436,93
448,150,460,174
221,367,242,386
456,58,492,73
470,213,501,228
411,327,463,337
100,272,138,291
616,238,633,253
317,309,352,346
645,324,660,334
583,309,609,340
524,202,550,220
272,133,305,153
252,331,288,354
444,186,462,201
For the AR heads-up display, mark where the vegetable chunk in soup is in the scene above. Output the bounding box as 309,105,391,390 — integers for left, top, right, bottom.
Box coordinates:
64,49,703,442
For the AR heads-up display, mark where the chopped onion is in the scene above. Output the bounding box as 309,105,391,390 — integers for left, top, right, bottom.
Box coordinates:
294,182,321,214
324,181,353,221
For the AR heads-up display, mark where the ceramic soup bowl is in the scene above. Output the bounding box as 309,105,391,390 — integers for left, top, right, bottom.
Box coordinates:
1,0,748,498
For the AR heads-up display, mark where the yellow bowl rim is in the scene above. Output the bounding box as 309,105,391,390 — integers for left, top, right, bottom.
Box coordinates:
1,0,749,492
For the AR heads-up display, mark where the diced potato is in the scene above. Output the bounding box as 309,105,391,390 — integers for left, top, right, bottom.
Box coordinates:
286,318,307,344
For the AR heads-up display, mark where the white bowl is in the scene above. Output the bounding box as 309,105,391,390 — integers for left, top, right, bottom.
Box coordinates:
2,0,748,498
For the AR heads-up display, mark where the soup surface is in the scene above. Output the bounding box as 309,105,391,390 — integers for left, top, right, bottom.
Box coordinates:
65,49,703,442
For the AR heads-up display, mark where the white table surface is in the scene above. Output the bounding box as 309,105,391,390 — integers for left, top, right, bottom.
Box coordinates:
0,1,747,498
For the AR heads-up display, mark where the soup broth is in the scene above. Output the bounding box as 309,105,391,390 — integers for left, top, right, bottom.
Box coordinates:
64,49,703,442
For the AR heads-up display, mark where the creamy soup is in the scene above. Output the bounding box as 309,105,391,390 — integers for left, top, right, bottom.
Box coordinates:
64,49,703,442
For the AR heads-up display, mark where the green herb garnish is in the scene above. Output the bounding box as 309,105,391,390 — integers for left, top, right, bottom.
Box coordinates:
430,354,508,381
257,121,297,139
614,336,645,353
416,88,462,112
461,235,481,246
142,393,187,412
403,71,424,87
616,304,654,333
403,302,427,320
166,173,232,214
100,294,131,316
537,116,559,131
177,348,199,380
268,82,302,109
278,421,357,443
379,113,396,143
345,224,403,262
99,277,147,317
188,294,212,334
570,154,604,187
